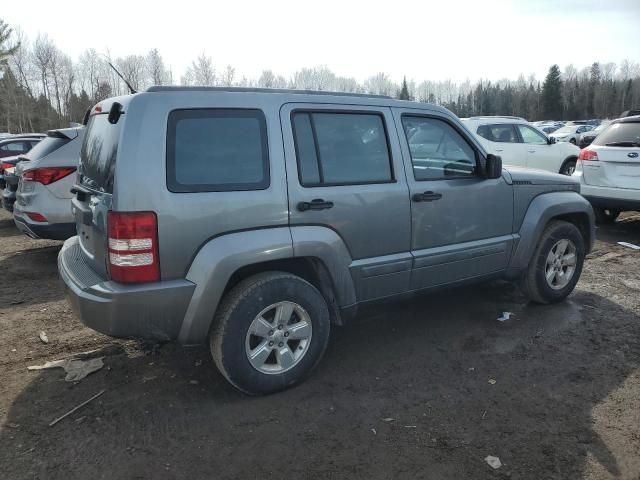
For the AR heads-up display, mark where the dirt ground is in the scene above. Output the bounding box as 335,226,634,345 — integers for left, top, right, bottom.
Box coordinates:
0,209,639,480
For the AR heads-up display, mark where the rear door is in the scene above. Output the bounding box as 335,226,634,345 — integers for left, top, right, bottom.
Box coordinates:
584,120,640,189
393,109,514,291
73,112,121,276
281,103,412,301
474,123,526,167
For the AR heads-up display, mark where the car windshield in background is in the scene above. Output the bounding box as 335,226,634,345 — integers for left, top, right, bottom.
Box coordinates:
24,136,67,160
593,122,640,147
80,113,122,193
554,126,573,135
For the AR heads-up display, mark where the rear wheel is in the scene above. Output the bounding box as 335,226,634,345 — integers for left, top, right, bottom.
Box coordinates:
559,158,577,176
594,208,620,224
210,272,330,395
569,138,577,145
520,220,585,304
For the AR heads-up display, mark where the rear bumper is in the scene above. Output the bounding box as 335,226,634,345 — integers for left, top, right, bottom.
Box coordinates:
580,184,640,211
58,237,196,341
14,213,76,240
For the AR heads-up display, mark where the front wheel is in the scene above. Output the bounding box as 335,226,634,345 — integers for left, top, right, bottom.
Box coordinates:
520,220,585,304
594,208,620,224
569,138,577,145
210,272,330,395
559,158,577,176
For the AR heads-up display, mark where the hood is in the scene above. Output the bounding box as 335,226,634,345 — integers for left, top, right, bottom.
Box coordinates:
504,166,580,186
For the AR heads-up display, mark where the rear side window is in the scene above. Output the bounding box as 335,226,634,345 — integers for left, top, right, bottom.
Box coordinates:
0,141,28,152
167,109,269,192
292,111,393,186
593,122,640,146
27,136,68,160
477,124,518,143
81,114,121,192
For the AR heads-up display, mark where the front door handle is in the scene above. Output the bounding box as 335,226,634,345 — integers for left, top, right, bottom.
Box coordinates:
412,191,442,202
298,198,334,211
495,149,504,152
528,150,536,153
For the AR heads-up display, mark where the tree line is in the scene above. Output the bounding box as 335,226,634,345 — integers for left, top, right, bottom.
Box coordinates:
1,18,639,133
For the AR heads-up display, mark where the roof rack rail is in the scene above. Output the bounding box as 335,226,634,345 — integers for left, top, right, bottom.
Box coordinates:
468,115,528,121
145,85,392,99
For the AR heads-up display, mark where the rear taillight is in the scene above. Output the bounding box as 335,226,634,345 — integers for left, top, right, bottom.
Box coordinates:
578,149,599,161
107,212,160,284
25,212,48,222
1,162,14,170
23,167,76,185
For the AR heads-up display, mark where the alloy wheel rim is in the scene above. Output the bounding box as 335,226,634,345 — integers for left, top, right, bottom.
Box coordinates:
544,239,577,290
245,301,312,374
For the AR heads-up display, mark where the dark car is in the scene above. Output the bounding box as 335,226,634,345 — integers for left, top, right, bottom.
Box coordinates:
0,137,42,159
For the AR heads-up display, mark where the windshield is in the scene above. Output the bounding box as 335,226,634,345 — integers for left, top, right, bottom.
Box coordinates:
80,114,122,193
554,126,573,134
593,122,640,146
24,136,68,160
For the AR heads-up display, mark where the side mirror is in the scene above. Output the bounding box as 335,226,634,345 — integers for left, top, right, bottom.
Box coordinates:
485,154,502,179
548,136,556,145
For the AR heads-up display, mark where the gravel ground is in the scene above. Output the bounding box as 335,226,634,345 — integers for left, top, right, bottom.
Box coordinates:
0,210,639,480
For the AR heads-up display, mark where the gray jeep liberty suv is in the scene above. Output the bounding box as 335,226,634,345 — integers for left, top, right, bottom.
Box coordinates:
59,87,594,395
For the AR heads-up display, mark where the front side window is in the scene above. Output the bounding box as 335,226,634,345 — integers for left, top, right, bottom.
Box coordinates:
477,124,518,143
402,116,477,180
292,111,393,186
167,109,269,192
517,125,548,145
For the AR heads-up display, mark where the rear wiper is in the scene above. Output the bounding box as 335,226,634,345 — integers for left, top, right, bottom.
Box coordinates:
605,141,640,147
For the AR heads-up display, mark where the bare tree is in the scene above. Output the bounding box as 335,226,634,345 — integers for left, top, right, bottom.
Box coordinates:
181,54,215,86
219,65,235,86
146,48,170,86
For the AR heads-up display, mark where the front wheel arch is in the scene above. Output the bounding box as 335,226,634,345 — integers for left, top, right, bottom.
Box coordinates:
559,156,577,175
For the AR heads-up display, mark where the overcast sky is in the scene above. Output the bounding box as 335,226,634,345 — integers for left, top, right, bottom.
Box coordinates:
4,0,640,83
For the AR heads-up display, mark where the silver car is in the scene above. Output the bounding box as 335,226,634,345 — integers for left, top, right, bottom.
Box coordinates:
14,128,84,240
58,87,594,394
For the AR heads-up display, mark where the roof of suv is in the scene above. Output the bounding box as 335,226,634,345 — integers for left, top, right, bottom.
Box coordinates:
614,114,640,123
460,116,528,125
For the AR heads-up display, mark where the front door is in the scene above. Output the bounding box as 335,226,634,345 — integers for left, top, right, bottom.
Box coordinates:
281,103,412,301
516,124,558,172
393,109,514,291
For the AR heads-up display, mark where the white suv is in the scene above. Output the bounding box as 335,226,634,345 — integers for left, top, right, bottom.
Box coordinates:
574,115,640,223
461,117,580,175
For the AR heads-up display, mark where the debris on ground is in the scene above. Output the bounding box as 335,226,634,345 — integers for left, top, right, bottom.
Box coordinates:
617,241,640,250
621,279,640,291
497,312,512,322
371,428,377,435
594,251,626,262
488,379,497,385
382,418,394,422
28,357,104,382
485,455,502,469
49,389,106,427
189,380,199,385
194,360,203,367
38,331,49,344
9,300,24,305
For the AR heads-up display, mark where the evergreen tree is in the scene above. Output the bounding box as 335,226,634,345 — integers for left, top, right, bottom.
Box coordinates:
0,19,19,66
397,76,411,100
541,65,563,119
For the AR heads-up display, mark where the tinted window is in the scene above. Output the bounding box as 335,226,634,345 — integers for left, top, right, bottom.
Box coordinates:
27,136,69,160
292,112,393,186
402,116,477,180
517,125,548,145
593,122,640,146
477,124,518,143
0,141,27,152
167,109,269,192
81,114,121,192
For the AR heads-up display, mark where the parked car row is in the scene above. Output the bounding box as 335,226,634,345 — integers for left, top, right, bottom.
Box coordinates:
1,128,83,240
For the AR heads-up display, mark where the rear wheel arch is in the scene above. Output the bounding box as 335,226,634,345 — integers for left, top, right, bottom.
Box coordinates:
224,257,344,326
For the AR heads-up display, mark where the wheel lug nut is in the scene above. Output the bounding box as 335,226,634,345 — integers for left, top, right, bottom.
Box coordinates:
268,341,274,346
278,325,283,330
278,342,284,347
284,332,289,337
268,330,274,336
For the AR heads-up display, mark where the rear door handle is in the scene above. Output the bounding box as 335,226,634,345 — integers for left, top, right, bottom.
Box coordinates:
528,150,536,153
297,198,334,211
495,149,504,152
412,191,442,202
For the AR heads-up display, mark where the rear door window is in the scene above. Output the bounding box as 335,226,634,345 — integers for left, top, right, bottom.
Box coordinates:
292,111,393,186
477,124,519,143
167,109,269,192
81,114,122,192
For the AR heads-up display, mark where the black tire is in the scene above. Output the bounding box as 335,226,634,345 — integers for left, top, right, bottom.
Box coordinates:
520,220,585,304
593,208,620,224
569,138,577,145
210,271,330,395
559,158,577,176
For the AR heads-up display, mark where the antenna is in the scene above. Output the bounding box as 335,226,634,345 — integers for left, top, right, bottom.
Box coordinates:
100,54,137,94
